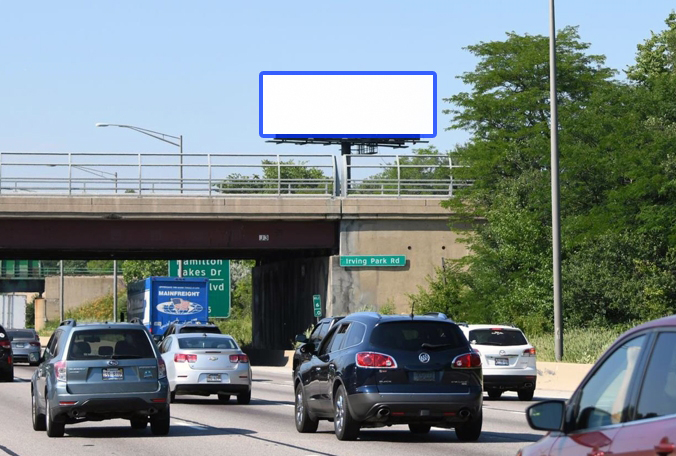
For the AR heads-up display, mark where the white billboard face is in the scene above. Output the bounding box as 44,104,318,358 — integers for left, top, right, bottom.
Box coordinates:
259,71,436,138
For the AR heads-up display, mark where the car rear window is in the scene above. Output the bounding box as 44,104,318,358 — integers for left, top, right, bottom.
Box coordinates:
67,329,156,360
178,337,237,350
370,321,467,351
468,329,528,346
7,330,36,339
179,326,221,334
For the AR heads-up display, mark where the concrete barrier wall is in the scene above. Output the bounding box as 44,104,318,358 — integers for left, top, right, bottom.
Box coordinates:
42,276,125,323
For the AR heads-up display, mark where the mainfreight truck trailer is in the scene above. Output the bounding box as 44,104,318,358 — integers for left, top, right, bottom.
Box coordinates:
127,277,209,337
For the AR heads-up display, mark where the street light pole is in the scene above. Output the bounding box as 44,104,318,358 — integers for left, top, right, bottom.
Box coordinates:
549,0,563,362
96,123,184,193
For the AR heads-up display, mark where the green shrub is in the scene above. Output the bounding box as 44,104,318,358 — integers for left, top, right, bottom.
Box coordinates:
528,325,632,363
215,312,252,348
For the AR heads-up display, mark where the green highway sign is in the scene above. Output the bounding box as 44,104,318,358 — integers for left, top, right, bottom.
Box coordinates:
339,255,406,268
313,294,322,318
169,260,231,318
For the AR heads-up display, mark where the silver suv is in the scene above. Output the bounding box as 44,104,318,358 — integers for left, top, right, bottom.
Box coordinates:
31,320,170,437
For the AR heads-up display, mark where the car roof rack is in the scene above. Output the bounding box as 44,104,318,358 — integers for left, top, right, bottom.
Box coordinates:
59,319,77,327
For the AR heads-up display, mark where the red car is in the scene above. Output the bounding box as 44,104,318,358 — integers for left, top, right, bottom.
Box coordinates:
518,315,676,456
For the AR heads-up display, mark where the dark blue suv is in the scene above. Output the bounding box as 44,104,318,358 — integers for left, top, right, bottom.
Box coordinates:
293,312,483,441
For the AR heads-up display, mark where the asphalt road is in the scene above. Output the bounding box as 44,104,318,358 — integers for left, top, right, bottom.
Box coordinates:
0,364,567,456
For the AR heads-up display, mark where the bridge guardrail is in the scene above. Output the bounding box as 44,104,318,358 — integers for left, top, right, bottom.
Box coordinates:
0,152,471,198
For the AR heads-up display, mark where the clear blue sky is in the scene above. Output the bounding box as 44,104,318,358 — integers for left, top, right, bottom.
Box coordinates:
1,1,673,157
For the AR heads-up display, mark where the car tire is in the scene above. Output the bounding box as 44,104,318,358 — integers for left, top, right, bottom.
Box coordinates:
237,391,251,405
150,407,170,436
45,399,65,438
455,409,482,442
130,416,148,430
218,394,230,404
518,388,535,401
0,369,13,382
487,390,502,399
408,424,431,434
170,391,176,403
295,383,318,433
333,384,360,441
32,389,46,431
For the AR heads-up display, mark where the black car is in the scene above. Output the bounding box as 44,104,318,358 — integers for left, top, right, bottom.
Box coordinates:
0,324,13,382
293,312,483,441
293,316,344,375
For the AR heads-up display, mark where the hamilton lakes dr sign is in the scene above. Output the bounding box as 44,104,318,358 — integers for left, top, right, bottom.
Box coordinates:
339,255,406,268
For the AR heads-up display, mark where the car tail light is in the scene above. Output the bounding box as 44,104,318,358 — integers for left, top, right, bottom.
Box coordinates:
523,348,536,357
158,358,167,379
174,353,197,363
29,342,41,347
452,353,481,368
7,356,12,365
0,340,9,348
229,354,249,363
472,348,481,356
54,361,67,382
356,352,398,369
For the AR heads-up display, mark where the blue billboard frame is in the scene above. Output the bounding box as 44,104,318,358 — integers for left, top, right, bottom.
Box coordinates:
259,70,437,139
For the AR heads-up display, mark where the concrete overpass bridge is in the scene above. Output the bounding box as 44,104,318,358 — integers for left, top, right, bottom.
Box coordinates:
0,151,472,348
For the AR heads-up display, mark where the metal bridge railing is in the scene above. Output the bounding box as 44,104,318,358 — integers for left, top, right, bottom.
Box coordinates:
0,151,471,198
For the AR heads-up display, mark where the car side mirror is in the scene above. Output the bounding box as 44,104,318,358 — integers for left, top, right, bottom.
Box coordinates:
299,343,315,354
295,334,308,344
526,400,565,432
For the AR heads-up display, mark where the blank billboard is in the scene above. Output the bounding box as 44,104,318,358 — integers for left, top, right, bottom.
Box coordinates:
259,71,436,139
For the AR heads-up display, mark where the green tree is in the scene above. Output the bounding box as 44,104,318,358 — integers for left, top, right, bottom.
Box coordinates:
216,160,331,195
121,260,168,284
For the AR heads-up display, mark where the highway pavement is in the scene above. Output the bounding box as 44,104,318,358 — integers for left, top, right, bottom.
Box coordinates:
0,364,568,456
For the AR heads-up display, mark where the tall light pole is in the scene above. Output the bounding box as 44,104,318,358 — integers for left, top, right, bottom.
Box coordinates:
549,0,563,362
96,123,183,193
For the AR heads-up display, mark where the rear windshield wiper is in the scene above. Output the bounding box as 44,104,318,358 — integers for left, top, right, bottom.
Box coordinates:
420,343,457,350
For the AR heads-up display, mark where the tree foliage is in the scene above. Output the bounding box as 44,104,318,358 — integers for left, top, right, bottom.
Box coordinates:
412,19,676,333
215,159,331,195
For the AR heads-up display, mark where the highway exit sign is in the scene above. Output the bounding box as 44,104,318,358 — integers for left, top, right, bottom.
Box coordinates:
313,294,322,318
169,260,231,318
339,255,406,267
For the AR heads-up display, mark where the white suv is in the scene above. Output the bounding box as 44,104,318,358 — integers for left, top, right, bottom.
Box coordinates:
459,324,537,400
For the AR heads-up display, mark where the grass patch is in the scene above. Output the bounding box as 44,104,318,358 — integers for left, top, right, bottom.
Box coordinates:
38,293,127,337
214,312,253,347
528,326,631,363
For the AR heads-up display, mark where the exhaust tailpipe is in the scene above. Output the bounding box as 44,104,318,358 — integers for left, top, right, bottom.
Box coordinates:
458,409,471,419
524,383,533,388
377,408,391,418
71,409,80,417
148,407,157,415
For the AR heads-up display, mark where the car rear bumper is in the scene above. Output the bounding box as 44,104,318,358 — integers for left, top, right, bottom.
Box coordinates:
50,381,170,420
174,383,250,395
483,374,537,390
348,389,483,424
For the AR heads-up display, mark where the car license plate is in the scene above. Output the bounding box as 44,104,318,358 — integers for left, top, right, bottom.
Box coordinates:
207,374,222,382
413,371,435,382
13,343,25,348
102,368,124,380
495,358,509,366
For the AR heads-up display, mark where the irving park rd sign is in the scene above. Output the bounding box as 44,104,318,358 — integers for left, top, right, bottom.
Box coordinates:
339,255,406,268
169,260,231,318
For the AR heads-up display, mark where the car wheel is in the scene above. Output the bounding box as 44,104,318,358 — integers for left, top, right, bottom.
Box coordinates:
218,394,230,403
0,369,13,382
333,384,360,441
237,390,251,405
487,390,502,399
518,388,535,401
32,389,46,431
295,383,318,433
130,416,148,430
45,398,65,438
150,407,170,436
408,423,431,434
455,409,482,442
